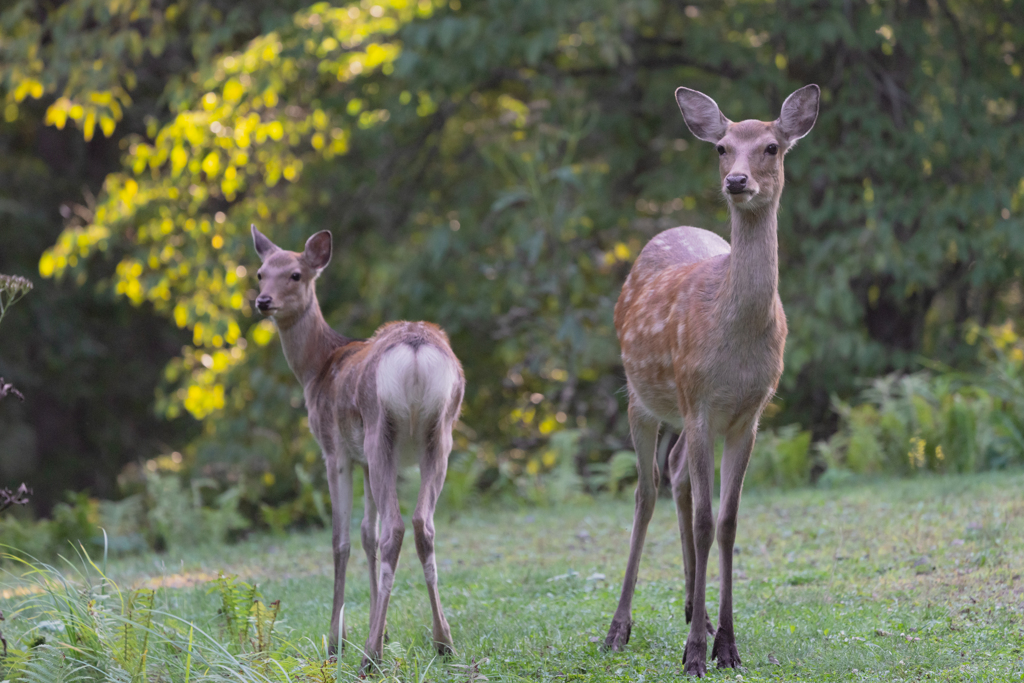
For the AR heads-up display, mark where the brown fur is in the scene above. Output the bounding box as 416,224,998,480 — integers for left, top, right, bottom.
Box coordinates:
252,227,464,669
603,85,819,677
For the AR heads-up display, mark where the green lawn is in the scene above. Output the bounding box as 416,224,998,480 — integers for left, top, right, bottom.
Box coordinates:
3,471,1024,681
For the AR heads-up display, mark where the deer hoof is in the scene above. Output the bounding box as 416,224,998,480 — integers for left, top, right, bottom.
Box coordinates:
434,629,455,657
359,654,379,675
682,637,707,677
711,627,741,669
603,618,632,651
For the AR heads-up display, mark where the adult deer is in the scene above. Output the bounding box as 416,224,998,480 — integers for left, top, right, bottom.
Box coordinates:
251,227,464,669
603,85,819,676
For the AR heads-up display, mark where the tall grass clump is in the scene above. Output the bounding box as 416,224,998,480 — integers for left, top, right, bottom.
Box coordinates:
0,549,425,682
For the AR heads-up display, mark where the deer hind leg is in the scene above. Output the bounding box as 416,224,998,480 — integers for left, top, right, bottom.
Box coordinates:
325,451,354,657
604,401,660,651
361,416,403,672
669,432,715,639
711,420,756,670
360,464,380,622
413,421,455,655
682,415,714,677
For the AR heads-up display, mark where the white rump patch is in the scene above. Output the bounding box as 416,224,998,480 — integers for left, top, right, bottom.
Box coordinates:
376,343,459,422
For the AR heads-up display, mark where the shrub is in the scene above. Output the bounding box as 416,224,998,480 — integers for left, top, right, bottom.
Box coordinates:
824,370,1020,479
748,425,813,488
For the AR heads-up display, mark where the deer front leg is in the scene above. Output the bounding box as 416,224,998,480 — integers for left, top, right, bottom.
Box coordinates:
604,401,660,651
325,451,354,656
413,424,455,655
711,420,756,670
669,432,714,639
361,419,403,672
682,417,714,677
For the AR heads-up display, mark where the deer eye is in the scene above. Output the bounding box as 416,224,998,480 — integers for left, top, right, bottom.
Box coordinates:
290,272,301,281
716,145,727,156
766,143,779,155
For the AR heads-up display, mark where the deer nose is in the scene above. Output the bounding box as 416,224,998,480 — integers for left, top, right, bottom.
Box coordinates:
256,294,273,311
725,174,748,194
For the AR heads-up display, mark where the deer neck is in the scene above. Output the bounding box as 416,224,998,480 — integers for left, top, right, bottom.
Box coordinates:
721,198,780,332
275,292,336,389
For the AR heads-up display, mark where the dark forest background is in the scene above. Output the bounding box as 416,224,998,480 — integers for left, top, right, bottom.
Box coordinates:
1,0,1023,521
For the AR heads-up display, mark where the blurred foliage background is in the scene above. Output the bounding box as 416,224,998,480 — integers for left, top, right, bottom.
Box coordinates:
1,0,1024,549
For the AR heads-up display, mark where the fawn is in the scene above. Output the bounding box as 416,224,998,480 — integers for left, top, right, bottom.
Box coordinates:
603,85,820,676
251,227,465,669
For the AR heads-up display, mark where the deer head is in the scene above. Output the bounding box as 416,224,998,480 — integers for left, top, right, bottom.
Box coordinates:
675,84,819,211
251,225,332,326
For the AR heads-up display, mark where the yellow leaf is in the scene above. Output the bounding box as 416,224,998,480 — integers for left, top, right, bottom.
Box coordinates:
223,79,244,103
83,110,96,141
253,319,276,346
44,100,70,129
174,304,189,328
171,146,188,175
39,252,56,278
201,151,221,178
12,80,31,102
99,115,116,137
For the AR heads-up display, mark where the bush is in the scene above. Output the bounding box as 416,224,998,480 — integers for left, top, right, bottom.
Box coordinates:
0,471,251,562
748,425,813,489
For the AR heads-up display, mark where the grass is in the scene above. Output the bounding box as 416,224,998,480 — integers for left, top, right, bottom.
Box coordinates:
2,470,1023,681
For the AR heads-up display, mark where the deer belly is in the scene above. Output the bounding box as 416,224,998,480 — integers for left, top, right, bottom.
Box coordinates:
624,360,684,427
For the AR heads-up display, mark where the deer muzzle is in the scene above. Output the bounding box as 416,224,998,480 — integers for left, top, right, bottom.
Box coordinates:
725,174,748,194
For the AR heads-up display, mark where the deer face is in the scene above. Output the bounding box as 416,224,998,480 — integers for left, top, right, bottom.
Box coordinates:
251,226,332,325
713,121,785,209
675,85,820,211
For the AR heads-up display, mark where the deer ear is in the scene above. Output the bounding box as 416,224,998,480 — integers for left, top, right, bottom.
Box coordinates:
777,84,820,144
303,230,332,273
675,87,731,143
252,224,280,262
